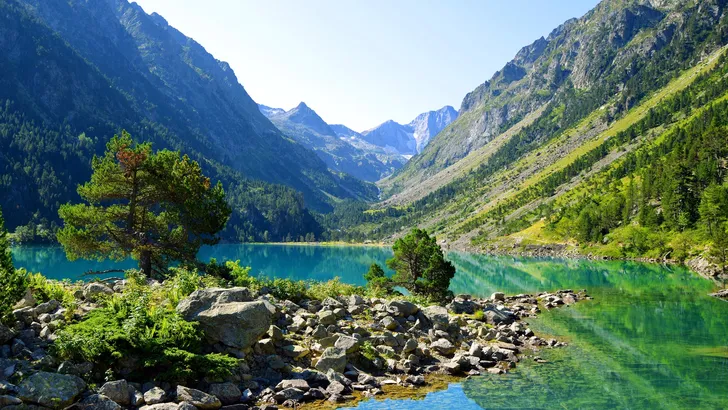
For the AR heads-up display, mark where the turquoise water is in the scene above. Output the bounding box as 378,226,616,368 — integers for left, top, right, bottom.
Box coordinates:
11,245,728,409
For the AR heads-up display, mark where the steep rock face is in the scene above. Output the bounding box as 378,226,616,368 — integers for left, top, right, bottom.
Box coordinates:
261,103,406,181
383,0,724,196
3,0,375,218
408,106,459,152
361,120,416,156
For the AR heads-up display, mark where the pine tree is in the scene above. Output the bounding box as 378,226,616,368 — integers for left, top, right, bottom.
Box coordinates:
57,131,231,278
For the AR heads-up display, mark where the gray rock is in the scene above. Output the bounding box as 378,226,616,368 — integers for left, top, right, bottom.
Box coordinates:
422,306,449,327
72,394,122,410
315,347,347,373
176,385,222,409
491,292,505,301
281,344,309,359
275,379,310,392
380,316,398,331
334,335,360,354
348,295,365,306
143,387,167,405
17,371,86,409
430,339,456,356
387,301,419,317
273,387,304,403
402,338,418,354
178,402,197,410
83,283,114,301
14,289,35,309
0,395,22,406
208,382,241,405
0,325,15,345
317,310,337,326
177,289,275,349
99,379,130,405
140,404,180,410
33,300,60,315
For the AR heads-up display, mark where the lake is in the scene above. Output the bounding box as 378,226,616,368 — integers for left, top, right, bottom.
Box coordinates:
11,245,728,409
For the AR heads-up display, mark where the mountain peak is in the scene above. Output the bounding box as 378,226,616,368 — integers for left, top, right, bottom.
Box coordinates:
295,101,311,111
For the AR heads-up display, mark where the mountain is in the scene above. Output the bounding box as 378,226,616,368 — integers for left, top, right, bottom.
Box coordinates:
333,0,728,261
360,106,458,157
0,0,376,241
260,103,406,181
408,106,459,152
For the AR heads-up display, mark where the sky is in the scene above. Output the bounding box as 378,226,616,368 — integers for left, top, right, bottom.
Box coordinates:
133,0,600,132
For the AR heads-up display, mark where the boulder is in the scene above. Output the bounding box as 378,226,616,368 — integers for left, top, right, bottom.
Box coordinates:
421,306,449,328
71,394,122,410
490,292,505,302
0,324,14,345
430,339,456,356
482,306,516,325
140,404,179,410
177,288,275,349
208,382,241,405
273,387,304,403
143,387,167,404
348,295,365,306
98,380,130,405
317,310,337,326
334,335,360,354
387,301,419,317
176,386,222,410
83,283,114,301
276,379,310,392
315,347,347,373
380,316,398,331
0,395,21,406
17,371,86,409
13,289,35,309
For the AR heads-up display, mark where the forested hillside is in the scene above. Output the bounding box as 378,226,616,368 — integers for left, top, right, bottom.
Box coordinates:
334,0,728,269
0,0,376,242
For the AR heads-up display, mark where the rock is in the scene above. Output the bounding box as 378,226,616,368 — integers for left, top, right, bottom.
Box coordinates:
317,310,337,326
99,379,130,405
17,371,86,409
482,306,516,325
273,387,304,403
276,379,310,392
387,301,419,317
0,395,22,406
0,324,14,345
140,404,180,410
143,387,167,405
14,289,36,309
315,347,347,373
380,316,398,331
430,339,456,355
442,362,461,374
268,325,283,341
71,394,122,410
311,325,328,339
326,381,347,395
177,288,275,349
402,338,418,354
176,386,222,410
348,295,365,306
422,306,449,328
334,335,360,354
83,283,114,301
208,382,241,405
405,375,425,386
491,292,505,302
178,402,197,410
33,300,60,315
281,344,310,359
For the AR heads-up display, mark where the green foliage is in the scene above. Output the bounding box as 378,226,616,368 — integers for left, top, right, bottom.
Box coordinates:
57,132,231,278
307,277,360,301
26,272,77,311
54,269,235,383
364,263,393,292
386,229,455,301
473,310,485,321
0,207,27,321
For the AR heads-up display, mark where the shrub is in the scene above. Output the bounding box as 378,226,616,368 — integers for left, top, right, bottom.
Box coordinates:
363,263,393,292
26,272,77,310
54,270,235,383
308,277,361,300
473,310,485,321
0,208,27,322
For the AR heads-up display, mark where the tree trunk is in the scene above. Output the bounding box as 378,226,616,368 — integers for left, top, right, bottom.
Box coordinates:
140,249,152,277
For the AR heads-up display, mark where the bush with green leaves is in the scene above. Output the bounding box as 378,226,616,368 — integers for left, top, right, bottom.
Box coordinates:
0,207,27,322
54,269,236,383
385,228,455,301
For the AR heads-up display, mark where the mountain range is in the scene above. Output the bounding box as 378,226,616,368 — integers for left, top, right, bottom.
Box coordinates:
330,0,728,262
258,103,457,180
0,0,376,241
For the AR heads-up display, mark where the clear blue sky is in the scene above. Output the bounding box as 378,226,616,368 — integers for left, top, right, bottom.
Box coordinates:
133,0,600,131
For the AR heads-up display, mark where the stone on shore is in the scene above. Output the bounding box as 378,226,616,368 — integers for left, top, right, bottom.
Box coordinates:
315,347,347,373
176,385,222,409
17,371,86,409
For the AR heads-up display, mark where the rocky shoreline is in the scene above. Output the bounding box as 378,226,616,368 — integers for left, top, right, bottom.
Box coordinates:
0,279,589,410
